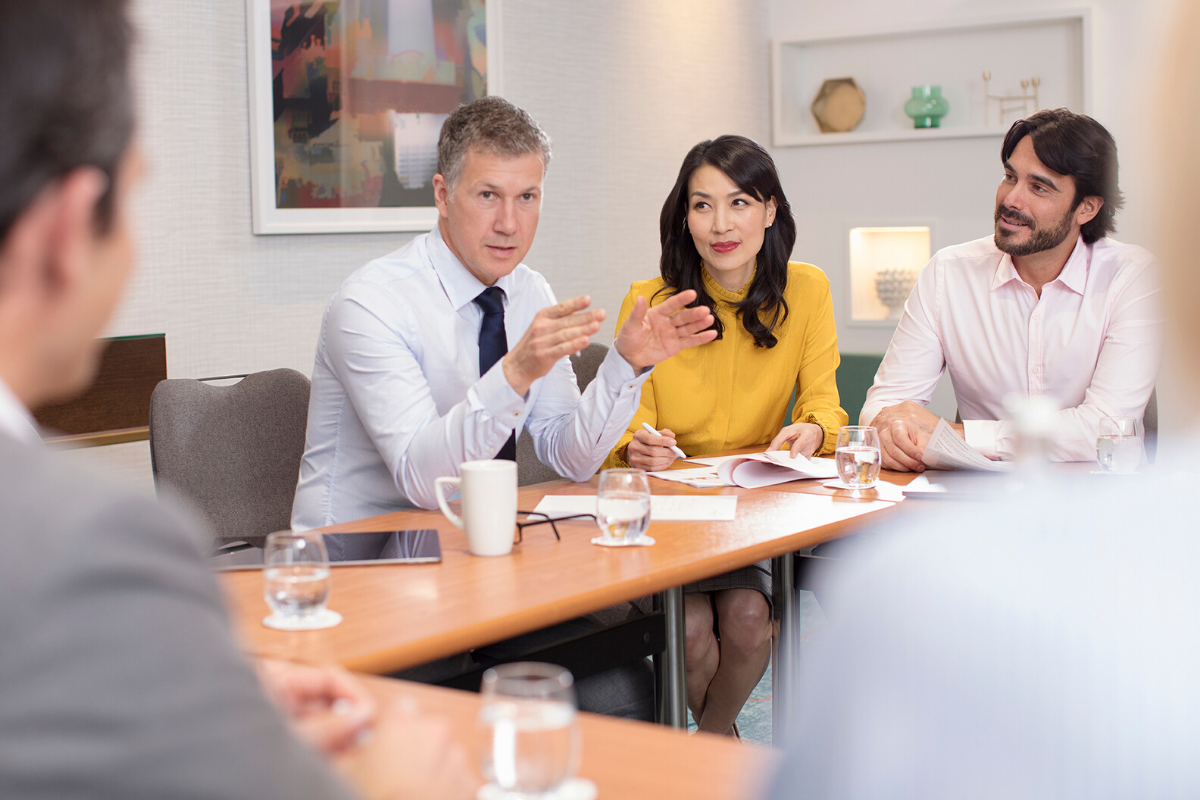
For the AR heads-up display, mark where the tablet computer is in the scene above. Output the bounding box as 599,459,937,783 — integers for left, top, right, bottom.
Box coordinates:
213,529,442,570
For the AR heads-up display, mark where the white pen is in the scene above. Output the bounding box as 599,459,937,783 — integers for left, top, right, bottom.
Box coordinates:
642,422,687,459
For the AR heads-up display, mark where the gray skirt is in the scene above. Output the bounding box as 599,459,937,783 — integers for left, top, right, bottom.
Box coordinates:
685,559,773,613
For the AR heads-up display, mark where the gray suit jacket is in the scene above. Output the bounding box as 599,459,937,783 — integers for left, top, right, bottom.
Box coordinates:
0,435,359,799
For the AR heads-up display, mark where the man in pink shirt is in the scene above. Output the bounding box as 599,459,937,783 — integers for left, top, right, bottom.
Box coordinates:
861,109,1162,471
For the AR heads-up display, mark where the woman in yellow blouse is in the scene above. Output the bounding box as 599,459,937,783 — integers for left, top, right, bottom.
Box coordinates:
605,135,847,736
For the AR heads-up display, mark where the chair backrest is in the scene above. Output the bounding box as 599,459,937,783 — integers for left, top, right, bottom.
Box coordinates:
149,369,311,547
517,342,610,486
784,352,884,428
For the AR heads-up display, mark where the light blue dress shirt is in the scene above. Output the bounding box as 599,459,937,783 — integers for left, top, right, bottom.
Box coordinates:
291,226,652,534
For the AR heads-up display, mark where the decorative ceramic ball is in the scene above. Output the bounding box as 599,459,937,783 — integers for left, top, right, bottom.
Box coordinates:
904,85,949,129
875,268,917,319
811,77,866,133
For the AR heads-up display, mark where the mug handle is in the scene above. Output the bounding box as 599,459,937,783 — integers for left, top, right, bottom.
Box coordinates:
434,477,464,528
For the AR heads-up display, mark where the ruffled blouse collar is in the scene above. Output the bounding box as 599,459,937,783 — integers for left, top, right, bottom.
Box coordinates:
700,262,756,305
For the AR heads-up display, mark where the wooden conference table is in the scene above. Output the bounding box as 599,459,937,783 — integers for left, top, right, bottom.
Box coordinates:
359,673,777,800
221,449,907,739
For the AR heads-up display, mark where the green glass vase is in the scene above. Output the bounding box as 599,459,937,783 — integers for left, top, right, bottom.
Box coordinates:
904,85,949,129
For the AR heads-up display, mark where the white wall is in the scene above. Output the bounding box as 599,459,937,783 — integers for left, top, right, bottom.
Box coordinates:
765,0,1176,419
61,0,769,489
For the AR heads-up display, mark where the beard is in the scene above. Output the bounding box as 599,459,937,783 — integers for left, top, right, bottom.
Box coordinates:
993,204,1075,257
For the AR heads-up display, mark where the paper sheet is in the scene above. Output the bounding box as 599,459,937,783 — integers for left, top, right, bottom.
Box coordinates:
647,466,733,489
921,419,1011,472
682,454,747,467
533,494,738,521
899,474,947,493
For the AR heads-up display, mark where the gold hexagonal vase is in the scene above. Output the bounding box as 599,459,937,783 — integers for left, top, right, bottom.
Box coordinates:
811,77,866,133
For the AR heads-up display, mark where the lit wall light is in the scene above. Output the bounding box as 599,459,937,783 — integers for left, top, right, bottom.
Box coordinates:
848,227,931,322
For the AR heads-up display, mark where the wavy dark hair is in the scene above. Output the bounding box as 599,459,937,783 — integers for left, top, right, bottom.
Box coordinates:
1001,108,1123,244
658,135,796,348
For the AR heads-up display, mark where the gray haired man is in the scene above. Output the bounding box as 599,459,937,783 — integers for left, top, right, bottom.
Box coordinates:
291,97,715,717
293,96,714,532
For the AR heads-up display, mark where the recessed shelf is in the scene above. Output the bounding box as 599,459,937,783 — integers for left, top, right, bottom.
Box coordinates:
776,125,1006,148
771,9,1092,148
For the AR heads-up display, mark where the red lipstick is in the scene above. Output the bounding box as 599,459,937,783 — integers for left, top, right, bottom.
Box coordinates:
712,241,740,254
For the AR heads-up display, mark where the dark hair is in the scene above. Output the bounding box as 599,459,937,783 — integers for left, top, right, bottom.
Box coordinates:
0,0,134,241
658,135,796,348
1001,108,1123,244
438,96,552,189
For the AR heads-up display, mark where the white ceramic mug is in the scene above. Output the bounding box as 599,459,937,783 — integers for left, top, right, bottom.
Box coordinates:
434,460,518,557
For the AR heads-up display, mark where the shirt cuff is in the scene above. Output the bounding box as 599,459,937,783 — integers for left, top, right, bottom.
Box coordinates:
962,419,999,460
597,346,654,393
470,360,525,430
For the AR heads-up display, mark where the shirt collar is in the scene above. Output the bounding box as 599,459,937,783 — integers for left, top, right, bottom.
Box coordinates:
0,374,42,446
427,224,516,312
989,234,1090,296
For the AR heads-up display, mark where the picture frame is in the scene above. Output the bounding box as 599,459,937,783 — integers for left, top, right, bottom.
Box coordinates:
245,0,502,235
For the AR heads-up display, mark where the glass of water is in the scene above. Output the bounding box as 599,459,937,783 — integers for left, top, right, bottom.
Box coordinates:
478,662,581,797
835,426,882,489
263,531,331,622
1096,416,1143,474
596,468,651,542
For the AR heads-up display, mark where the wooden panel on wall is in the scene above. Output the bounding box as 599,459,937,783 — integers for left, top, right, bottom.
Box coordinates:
34,334,167,446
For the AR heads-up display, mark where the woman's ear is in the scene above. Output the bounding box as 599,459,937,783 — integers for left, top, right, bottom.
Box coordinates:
765,196,778,228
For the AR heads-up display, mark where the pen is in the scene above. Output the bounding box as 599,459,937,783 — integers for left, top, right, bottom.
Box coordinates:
642,422,687,459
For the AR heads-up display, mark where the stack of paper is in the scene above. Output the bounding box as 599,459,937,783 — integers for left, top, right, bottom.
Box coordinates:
922,420,1011,472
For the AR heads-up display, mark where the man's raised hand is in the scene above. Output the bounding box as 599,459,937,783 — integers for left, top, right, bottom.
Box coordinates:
502,296,604,396
613,289,716,371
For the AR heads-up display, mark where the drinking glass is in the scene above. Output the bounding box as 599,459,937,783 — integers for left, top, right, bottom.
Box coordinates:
835,426,882,488
478,662,581,797
595,468,651,542
1096,416,1143,474
263,531,332,622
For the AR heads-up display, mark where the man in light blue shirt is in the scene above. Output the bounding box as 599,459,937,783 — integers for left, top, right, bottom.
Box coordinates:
293,96,714,537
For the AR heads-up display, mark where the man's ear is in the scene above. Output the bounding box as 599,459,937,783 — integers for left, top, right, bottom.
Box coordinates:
36,167,109,295
1074,195,1103,228
432,172,451,219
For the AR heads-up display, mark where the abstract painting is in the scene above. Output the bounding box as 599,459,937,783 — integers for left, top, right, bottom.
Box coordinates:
246,0,498,234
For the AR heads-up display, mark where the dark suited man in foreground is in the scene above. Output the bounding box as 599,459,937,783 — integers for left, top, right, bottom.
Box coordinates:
0,2,472,798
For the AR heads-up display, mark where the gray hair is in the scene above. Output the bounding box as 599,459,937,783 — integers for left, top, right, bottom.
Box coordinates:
437,96,552,190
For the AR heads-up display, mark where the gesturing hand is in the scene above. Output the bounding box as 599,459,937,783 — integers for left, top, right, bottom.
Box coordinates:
614,289,716,371
626,426,680,471
502,296,605,396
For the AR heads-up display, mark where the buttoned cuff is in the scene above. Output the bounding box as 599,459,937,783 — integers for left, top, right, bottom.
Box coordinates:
470,360,525,430
598,347,654,393
963,419,999,460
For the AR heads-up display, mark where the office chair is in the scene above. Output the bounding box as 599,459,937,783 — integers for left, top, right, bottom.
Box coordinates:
516,342,610,486
149,369,311,550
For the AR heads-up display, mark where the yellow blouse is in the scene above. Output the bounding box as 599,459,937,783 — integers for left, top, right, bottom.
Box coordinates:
603,262,848,469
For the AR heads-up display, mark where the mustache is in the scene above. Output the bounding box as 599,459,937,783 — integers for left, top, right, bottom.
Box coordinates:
995,205,1035,228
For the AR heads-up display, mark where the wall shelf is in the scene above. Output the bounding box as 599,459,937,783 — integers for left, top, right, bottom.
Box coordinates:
771,9,1092,148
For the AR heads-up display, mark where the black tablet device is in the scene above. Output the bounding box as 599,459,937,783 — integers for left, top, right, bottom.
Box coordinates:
212,529,442,570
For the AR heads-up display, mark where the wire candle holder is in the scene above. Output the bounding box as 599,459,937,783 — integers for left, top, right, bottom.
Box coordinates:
982,72,1040,125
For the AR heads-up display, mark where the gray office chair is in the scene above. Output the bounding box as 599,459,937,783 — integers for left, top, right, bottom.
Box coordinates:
516,342,610,486
149,369,311,549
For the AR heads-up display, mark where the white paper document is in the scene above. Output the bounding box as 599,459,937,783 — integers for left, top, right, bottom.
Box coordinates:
900,474,947,493
646,466,731,489
533,494,738,521
681,454,747,467
921,419,1011,472
715,452,839,489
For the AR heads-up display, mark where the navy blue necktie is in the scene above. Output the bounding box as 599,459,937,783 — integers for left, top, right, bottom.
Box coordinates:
473,286,516,462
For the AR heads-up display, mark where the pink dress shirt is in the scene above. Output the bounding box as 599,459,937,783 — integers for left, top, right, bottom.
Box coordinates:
861,235,1163,462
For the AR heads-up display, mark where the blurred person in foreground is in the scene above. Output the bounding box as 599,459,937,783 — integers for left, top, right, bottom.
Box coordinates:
861,108,1162,472
764,16,1200,795
0,2,471,798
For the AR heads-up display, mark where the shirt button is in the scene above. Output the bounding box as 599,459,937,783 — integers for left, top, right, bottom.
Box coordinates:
512,412,519,418
1032,366,1040,373
1032,312,1041,320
